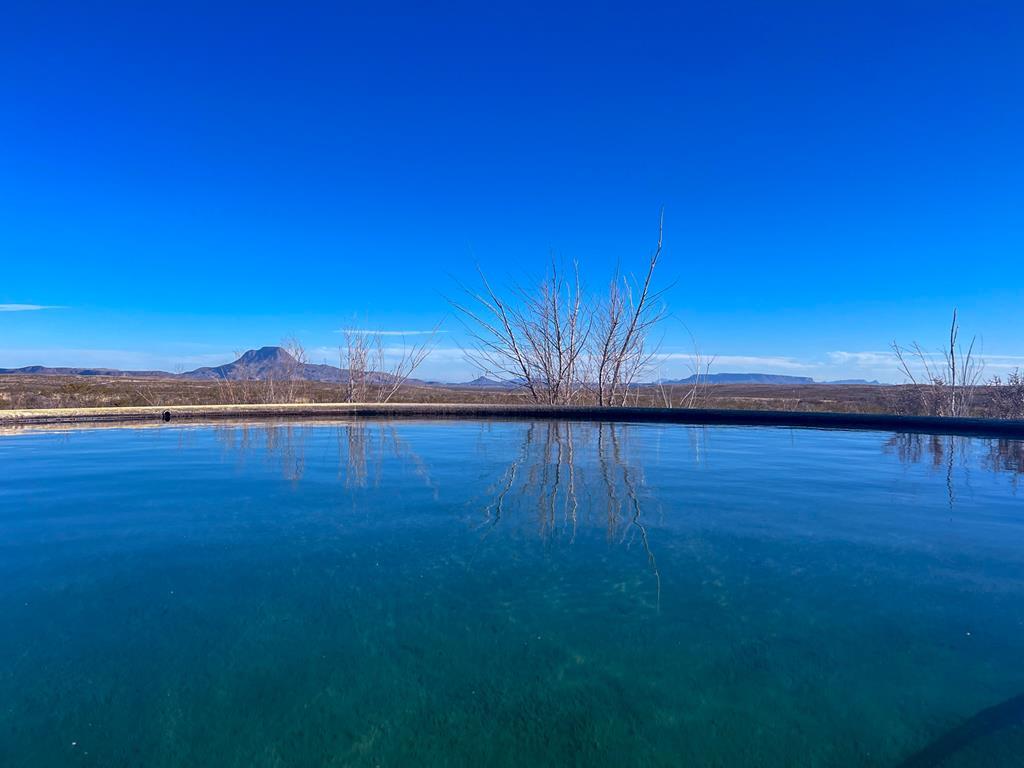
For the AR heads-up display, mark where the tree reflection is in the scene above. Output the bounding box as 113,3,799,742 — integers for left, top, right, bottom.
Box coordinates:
884,432,1023,504
479,421,662,605
209,420,663,600
215,423,307,482
982,438,1024,479
335,421,436,493
213,421,435,492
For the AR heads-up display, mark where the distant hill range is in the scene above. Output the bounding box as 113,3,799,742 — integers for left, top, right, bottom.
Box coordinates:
0,350,881,386
662,373,881,386
436,376,520,389
0,346,405,385
0,365,172,378
182,346,351,383
664,372,815,385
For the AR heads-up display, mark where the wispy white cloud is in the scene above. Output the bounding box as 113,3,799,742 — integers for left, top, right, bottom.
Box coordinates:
0,304,64,312
831,349,1024,368
335,328,445,336
653,352,816,371
827,350,894,367
311,345,465,363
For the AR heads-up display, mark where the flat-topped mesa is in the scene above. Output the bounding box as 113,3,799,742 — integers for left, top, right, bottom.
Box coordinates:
235,346,296,366
183,347,341,382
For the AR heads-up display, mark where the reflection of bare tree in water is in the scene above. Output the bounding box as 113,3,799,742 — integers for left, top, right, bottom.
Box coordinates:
884,433,1023,504
215,423,307,482
480,421,662,606
214,421,434,491
335,422,436,494
983,439,1024,489
340,421,368,487
602,426,662,604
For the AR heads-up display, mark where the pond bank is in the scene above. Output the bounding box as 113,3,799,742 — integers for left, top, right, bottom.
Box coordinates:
2,402,1024,438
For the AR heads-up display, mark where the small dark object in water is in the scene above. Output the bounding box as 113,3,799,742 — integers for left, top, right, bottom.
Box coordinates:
898,692,1024,767
162,411,171,422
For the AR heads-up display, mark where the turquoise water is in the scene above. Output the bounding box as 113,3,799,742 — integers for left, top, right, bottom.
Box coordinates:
1,420,1023,767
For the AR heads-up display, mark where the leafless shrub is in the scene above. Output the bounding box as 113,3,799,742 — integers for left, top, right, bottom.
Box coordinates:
890,309,984,417
214,349,274,404
450,258,589,404
987,369,1024,420
340,325,438,403
657,333,715,409
590,212,668,406
217,350,256,404
451,213,669,406
280,336,308,403
375,331,437,403
341,329,371,403
132,381,159,406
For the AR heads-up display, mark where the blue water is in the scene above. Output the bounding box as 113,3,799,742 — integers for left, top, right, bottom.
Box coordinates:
1,420,1022,766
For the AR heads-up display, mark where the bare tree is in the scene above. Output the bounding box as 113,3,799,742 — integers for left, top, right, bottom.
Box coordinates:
340,325,438,403
280,336,307,403
590,211,669,406
341,328,371,403
451,258,590,404
451,213,669,406
371,330,437,403
657,341,715,409
891,309,984,417
217,349,261,404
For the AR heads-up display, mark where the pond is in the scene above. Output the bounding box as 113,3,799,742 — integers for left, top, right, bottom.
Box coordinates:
1,420,1023,766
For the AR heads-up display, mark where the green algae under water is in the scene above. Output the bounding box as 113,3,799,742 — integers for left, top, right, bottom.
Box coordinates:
1,420,1023,767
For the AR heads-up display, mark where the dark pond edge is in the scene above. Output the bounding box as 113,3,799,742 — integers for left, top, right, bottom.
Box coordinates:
2,403,1024,439
896,691,1024,767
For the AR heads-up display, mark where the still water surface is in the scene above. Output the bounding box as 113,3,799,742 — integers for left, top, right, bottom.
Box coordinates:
1,420,1023,766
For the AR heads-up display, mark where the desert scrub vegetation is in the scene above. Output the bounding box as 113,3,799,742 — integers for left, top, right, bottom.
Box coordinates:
3,375,1017,417
212,339,311,405
890,309,984,417
340,325,437,403
987,369,1024,420
889,310,1024,420
451,211,698,407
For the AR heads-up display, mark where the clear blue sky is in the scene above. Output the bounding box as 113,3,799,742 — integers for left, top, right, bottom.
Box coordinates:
2,1,1022,381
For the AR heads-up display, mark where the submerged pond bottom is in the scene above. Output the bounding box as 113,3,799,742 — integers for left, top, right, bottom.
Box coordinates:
1,420,1023,766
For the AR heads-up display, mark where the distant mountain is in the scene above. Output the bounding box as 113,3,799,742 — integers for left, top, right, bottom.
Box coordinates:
0,352,884,388
664,372,816,385
821,379,882,385
0,365,170,378
181,346,350,383
444,376,520,389
0,347,420,385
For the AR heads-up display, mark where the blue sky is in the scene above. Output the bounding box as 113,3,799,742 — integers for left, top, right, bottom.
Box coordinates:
2,1,1022,382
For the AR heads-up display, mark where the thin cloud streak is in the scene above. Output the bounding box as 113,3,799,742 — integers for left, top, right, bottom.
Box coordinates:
0,304,64,312
831,350,1024,366
828,351,894,367
335,329,445,336
653,352,816,371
